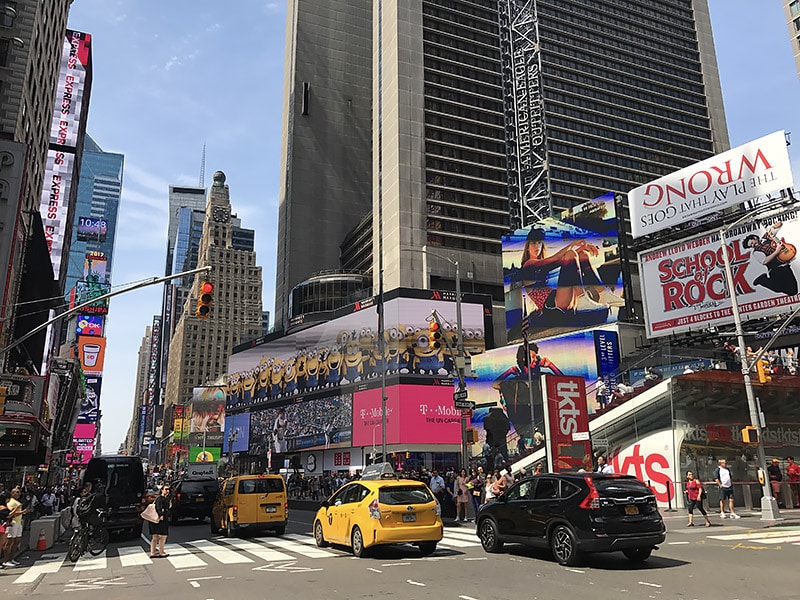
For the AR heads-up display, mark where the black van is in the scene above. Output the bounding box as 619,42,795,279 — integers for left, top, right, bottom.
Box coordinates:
84,455,145,536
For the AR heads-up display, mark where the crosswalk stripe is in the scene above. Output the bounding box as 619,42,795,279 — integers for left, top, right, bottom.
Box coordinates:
283,533,318,545
13,555,65,584
186,539,254,564
438,537,479,548
442,530,479,542
221,537,296,562
710,530,800,542
255,536,337,558
749,535,800,545
163,543,207,569
73,551,107,571
117,546,154,567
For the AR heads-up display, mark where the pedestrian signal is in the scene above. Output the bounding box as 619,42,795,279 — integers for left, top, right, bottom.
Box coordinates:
195,281,214,318
742,426,758,445
755,358,771,384
429,321,442,349
465,428,478,444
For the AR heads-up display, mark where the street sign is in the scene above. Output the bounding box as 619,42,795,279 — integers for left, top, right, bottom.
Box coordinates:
453,389,469,402
454,399,475,410
461,409,473,418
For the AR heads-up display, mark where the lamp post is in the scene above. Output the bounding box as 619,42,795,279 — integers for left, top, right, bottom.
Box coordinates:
719,216,780,521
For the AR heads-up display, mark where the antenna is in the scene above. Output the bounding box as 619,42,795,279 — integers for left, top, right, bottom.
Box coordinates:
199,143,206,187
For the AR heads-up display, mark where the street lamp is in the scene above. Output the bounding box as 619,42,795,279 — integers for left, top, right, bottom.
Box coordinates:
719,215,780,521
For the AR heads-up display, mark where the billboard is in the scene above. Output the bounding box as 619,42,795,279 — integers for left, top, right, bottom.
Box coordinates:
638,207,800,337
467,328,620,458
78,375,101,423
248,393,352,455
50,30,91,148
542,375,592,473
173,404,188,444
352,384,462,446
77,336,106,374
74,280,110,314
629,131,794,239
68,423,96,465
39,149,75,278
224,413,251,453
503,192,625,341
189,446,221,463
76,216,107,242
190,386,226,446
83,252,107,283
76,315,103,337
226,293,488,410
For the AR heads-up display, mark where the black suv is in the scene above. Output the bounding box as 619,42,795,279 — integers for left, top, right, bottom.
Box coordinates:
169,478,219,524
476,473,665,566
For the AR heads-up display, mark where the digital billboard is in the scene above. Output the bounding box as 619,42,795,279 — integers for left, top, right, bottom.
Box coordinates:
68,423,96,465
248,394,352,455
226,293,488,411
224,413,251,453
629,131,794,239
502,192,625,341
50,30,91,148
189,446,221,463
76,216,107,242
173,404,188,444
78,375,101,423
77,336,106,375
76,315,103,337
39,149,75,278
352,384,461,447
83,252,107,283
638,207,800,338
467,328,620,459
74,280,110,314
190,386,226,446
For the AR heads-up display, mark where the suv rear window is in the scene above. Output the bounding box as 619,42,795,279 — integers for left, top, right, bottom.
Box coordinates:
238,478,285,494
595,477,652,496
180,480,218,495
378,485,433,505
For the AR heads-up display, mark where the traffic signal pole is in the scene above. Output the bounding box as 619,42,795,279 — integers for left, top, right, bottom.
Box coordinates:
0,265,212,360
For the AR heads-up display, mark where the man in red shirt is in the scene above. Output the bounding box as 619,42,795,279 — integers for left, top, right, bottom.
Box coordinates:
786,456,800,507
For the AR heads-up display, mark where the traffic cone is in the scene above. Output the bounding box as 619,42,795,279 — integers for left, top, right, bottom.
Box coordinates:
36,528,47,551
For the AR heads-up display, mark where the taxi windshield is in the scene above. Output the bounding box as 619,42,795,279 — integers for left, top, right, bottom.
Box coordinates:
378,485,433,505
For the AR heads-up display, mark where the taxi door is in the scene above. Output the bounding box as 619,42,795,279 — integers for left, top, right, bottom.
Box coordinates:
214,479,235,528
324,485,353,544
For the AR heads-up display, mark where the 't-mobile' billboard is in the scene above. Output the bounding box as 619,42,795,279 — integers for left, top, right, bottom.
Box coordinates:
50,30,91,149
628,131,794,239
638,207,800,337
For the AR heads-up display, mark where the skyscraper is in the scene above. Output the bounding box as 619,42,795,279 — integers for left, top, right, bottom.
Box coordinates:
275,0,729,342
783,0,800,80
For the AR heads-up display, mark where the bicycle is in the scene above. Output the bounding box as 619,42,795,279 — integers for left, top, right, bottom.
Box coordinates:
67,510,109,562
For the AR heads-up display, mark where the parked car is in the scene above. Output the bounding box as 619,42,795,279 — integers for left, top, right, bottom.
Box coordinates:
169,478,219,523
313,463,443,557
476,473,666,566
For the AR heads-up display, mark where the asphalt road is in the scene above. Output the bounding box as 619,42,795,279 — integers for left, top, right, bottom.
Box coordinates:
2,510,798,599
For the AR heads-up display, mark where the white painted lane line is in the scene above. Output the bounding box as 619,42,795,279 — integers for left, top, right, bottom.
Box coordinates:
668,541,691,545
639,581,662,588
407,579,426,586
164,543,208,569
459,596,480,600
463,557,487,561
709,529,800,541
442,530,480,541
283,533,317,545
567,569,585,573
186,540,255,564
381,562,411,567
190,581,200,588
73,551,107,571
221,538,295,562
367,567,382,573
118,546,154,567
13,555,65,584
753,535,800,544
254,537,337,558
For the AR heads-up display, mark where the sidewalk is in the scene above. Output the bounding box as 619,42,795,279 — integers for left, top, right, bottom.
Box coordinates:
660,507,800,529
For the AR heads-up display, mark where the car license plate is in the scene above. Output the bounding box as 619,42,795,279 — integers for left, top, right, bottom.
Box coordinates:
624,505,639,515
402,513,416,522
265,506,277,513
196,497,204,502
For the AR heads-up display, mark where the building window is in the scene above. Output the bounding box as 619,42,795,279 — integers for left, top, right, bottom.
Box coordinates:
795,16,800,32
791,1,800,16
0,1,17,28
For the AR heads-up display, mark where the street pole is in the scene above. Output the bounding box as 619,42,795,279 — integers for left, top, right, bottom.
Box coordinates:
453,260,469,470
719,221,781,521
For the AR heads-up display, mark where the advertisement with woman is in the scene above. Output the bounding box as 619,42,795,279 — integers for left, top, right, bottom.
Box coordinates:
190,386,226,447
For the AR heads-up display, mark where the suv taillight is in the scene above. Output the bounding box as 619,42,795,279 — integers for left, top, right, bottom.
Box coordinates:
368,499,380,520
579,476,600,510
176,492,181,504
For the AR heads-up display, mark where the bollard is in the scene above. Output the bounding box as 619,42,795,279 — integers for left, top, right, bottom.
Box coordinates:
664,479,677,512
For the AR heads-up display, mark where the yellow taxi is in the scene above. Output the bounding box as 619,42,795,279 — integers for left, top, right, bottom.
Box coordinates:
313,463,443,557
211,474,288,537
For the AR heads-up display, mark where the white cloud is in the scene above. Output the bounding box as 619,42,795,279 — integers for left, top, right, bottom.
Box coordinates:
164,55,181,71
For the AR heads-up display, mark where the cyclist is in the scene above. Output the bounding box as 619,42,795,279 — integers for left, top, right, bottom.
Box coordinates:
75,481,106,534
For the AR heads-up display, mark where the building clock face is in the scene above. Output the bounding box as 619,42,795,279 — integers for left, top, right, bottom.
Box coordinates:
212,206,229,223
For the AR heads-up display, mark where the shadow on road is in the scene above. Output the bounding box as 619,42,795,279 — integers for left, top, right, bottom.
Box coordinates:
504,545,690,570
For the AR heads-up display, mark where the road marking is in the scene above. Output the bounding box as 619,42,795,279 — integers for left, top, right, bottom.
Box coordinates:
407,579,426,586
64,576,126,591
283,533,318,545
757,535,800,544
164,543,208,569
381,562,411,567
463,557,487,561
459,596,480,600
117,546,153,567
252,561,323,573
190,581,200,588
438,537,480,548
668,541,691,545
73,551,107,571
639,582,662,588
186,539,255,564
13,555,65,584
567,569,585,573
367,567,382,573
222,537,295,562
255,537,337,559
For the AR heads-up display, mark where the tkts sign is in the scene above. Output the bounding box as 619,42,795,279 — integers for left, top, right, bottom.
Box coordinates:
629,131,794,239
542,375,592,473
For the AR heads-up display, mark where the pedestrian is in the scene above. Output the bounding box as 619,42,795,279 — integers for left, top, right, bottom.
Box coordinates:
595,455,614,474
453,468,470,522
483,472,496,504
0,491,22,568
767,458,784,508
685,471,710,527
533,462,544,475
713,459,739,519
532,427,545,447
2,487,28,567
490,469,507,497
467,468,482,517
149,485,171,558
40,488,56,516
786,456,800,507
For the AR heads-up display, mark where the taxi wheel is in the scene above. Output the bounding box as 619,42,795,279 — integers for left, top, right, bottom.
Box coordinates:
273,525,286,536
226,519,238,538
351,526,368,558
418,541,437,556
314,520,329,548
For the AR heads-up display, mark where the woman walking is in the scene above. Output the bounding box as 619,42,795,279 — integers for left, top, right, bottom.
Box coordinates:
149,485,171,558
453,468,471,522
685,471,710,527
467,468,483,518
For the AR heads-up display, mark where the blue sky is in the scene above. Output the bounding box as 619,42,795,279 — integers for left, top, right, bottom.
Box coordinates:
64,0,800,453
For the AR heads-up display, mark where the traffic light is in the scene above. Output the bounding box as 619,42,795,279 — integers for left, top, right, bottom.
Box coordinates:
756,358,772,384
195,281,214,318
429,321,442,349
742,426,758,445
